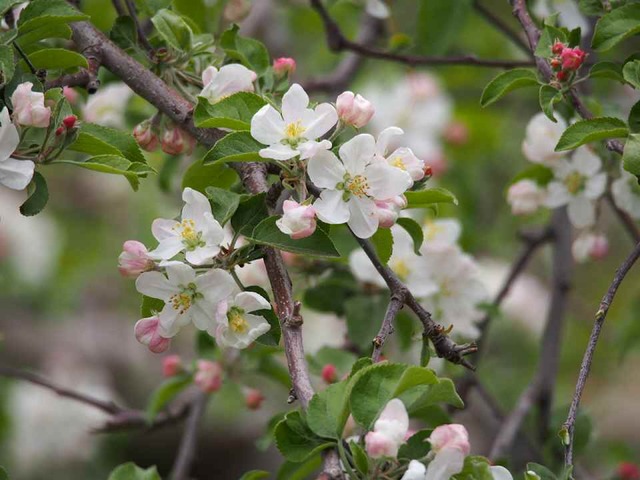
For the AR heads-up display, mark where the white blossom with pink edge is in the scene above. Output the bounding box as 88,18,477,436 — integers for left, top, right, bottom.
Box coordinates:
336,91,375,128
251,83,338,160
200,64,257,104
213,291,271,349
10,82,51,128
118,240,155,278
375,195,406,228
364,398,409,458
134,316,171,353
0,107,34,190
149,188,225,265
308,133,412,238
276,200,317,239
194,360,223,393
522,112,567,165
136,262,236,337
424,424,470,480
374,127,426,183
507,179,547,215
572,231,609,263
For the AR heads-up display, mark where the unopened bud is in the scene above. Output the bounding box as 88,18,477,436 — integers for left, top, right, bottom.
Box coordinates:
321,364,337,384
273,57,296,77
62,115,77,130
134,120,159,152
244,388,265,410
336,91,375,128
194,360,223,393
557,70,569,82
55,126,64,136
617,462,640,480
560,47,586,71
161,126,194,156
551,41,565,55
162,354,182,377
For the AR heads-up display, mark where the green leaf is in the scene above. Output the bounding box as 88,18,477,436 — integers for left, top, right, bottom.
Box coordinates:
276,455,322,480
146,374,193,421
307,380,349,439
415,0,472,56
17,22,71,46
589,61,625,83
578,0,604,16
629,101,640,133
554,117,628,151
194,92,266,130
107,463,161,480
0,0,21,17
396,217,424,255
19,171,48,216
349,441,370,475
70,123,146,164
592,3,640,51
534,24,568,59
17,0,88,35
349,363,438,429
238,471,270,480
539,85,561,122
623,60,640,89
405,187,458,207
27,48,87,70
110,16,138,50
274,411,334,462
511,164,555,186
181,159,238,193
405,377,465,411
525,463,557,480
623,133,640,176
140,295,165,318
370,227,393,265
54,155,151,191
253,307,281,346
151,8,193,52
480,69,539,108
0,45,14,85
220,24,270,74
203,131,265,164
345,295,388,352
398,429,432,460
247,216,340,258
204,186,242,225
231,193,268,236
452,456,494,480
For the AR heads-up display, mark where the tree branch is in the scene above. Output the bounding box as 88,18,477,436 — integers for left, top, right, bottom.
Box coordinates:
562,239,640,468
310,0,534,69
170,392,209,480
372,294,405,362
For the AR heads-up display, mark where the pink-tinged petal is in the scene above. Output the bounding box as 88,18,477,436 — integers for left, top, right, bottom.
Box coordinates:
302,103,338,139
374,398,409,444
282,83,309,123
196,268,237,303
428,424,470,455
135,271,175,299
134,316,171,352
314,189,350,224
298,139,332,160
0,157,34,190
182,187,212,221
151,218,180,241
202,66,218,86
424,447,466,480
307,149,346,189
339,134,376,175
251,104,285,145
259,143,299,160
234,291,271,312
365,163,412,200
365,431,400,459
348,197,378,239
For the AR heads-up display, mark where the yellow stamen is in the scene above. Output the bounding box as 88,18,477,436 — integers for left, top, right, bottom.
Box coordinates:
170,293,192,314
284,121,306,139
423,220,444,241
345,175,369,198
564,171,585,194
228,307,248,333
391,157,406,170
391,259,410,280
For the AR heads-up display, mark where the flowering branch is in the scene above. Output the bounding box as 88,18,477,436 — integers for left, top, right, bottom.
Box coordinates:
310,0,534,69
562,239,640,468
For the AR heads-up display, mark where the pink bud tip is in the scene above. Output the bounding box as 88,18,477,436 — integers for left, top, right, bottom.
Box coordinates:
321,364,337,384
273,57,296,77
63,115,77,129
245,388,265,410
162,355,182,377
194,360,223,393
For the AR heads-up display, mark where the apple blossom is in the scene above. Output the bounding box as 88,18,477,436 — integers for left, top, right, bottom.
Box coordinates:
507,179,546,215
365,0,390,18
308,134,412,238
425,424,470,480
423,218,462,246
545,146,606,228
161,126,194,155
572,232,609,263
273,57,296,77
136,262,236,337
375,195,406,228
336,91,375,128
375,127,426,183
522,113,567,165
82,82,133,127
275,200,317,239
133,121,159,152
244,388,265,410
612,168,640,220
118,240,155,278
250,83,338,160
162,355,182,377
200,64,257,104
365,398,409,458
491,466,514,480
11,82,51,128
401,460,427,480
134,316,171,353
321,364,337,383
0,107,34,190
194,360,223,393
149,188,225,265
213,291,272,349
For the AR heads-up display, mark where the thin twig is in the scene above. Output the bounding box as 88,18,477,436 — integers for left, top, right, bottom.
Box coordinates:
124,0,154,53
111,0,126,16
606,193,640,242
473,0,532,55
310,0,534,69
372,294,405,362
562,240,640,468
170,392,209,480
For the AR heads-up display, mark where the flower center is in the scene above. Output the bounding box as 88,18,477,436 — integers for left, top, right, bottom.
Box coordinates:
564,171,586,195
391,157,406,170
227,306,248,333
175,219,206,251
424,221,444,241
170,282,202,314
344,174,369,198
282,121,307,147
390,259,410,280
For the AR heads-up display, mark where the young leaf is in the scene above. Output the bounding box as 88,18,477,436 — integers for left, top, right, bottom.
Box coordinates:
220,24,270,74
231,193,268,236
181,159,238,193
629,101,640,133
480,69,539,108
539,85,561,122
589,61,625,83
70,123,146,164
151,9,193,52
146,374,193,420
554,117,628,151
398,429,433,460
247,216,340,258
623,60,640,89
19,171,48,216
194,92,266,130
0,45,14,85
453,456,494,480
370,227,393,265
345,295,388,352
274,411,335,462
592,3,640,51
27,48,88,70
107,463,161,480
307,380,350,439
204,186,241,225
534,24,568,59
17,0,88,35
405,187,458,207
396,217,424,255
622,133,640,177
203,131,265,164
350,440,370,475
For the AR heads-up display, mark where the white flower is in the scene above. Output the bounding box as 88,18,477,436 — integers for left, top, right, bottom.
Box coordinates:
200,64,257,104
366,0,390,18
491,466,514,480
82,83,133,127
522,113,567,165
276,199,317,239
214,291,271,349
149,188,225,265
375,195,406,228
545,146,606,228
251,83,338,160
422,218,461,246
364,398,409,458
425,424,470,480
0,107,34,190
308,133,412,238
375,127,426,183
612,168,640,220
572,231,608,262
401,460,427,480
507,179,547,215
11,82,51,128
136,262,236,337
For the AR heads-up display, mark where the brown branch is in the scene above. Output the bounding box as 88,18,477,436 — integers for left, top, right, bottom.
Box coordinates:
372,294,404,362
112,0,126,17
170,392,209,480
473,0,532,56
606,193,640,242
562,239,640,468
45,43,101,93
310,0,534,69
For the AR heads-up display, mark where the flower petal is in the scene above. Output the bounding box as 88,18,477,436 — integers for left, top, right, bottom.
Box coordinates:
182,187,213,221
545,181,571,208
365,163,412,199
572,146,601,176
314,189,350,224
568,195,596,228
339,133,376,174
376,126,403,156
307,149,346,189
166,262,196,285
298,139,331,160
424,447,465,480
584,172,606,199
136,271,175,299
234,291,271,312
148,236,184,261
302,103,338,139
0,107,20,161
0,157,34,190
348,197,378,239
196,268,238,303
151,218,180,241
259,143,298,160
282,83,309,123
251,104,285,145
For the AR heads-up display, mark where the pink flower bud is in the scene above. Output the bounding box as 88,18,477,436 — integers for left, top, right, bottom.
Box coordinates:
560,47,586,71
365,430,398,458
364,398,409,459
194,360,223,393
375,196,406,228
55,126,64,136
62,115,77,130
428,424,470,456
118,240,155,278
134,317,171,353
556,70,569,82
161,126,194,156
336,91,375,128
11,82,52,128
133,121,159,152
589,234,609,260
443,121,469,145
572,232,609,263
276,200,317,239
244,388,265,410
162,355,182,377
273,57,296,77
552,41,565,55
321,364,337,384
62,86,79,104
618,463,640,480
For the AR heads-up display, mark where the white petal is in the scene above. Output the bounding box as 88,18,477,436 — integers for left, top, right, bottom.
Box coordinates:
157,304,182,337
197,268,238,303
190,301,216,331
298,139,332,160
376,126,403,156
201,212,225,244
182,187,212,221
136,271,175,299
490,466,513,480
166,262,196,286
151,218,180,241
365,163,412,199
185,245,219,265
584,173,606,199
307,149,346,189
374,398,409,443
401,460,427,480
0,107,20,161
348,197,378,239
234,291,271,312
251,104,285,145
545,182,571,208
568,196,596,228
572,146,601,176
425,448,465,480
339,133,376,174
302,103,338,139
259,143,299,160
314,189,350,224
0,158,34,190
282,83,309,123
149,236,184,261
